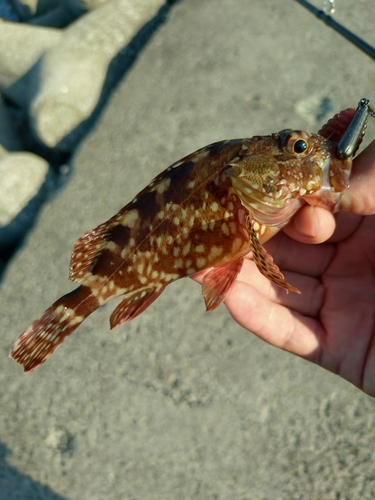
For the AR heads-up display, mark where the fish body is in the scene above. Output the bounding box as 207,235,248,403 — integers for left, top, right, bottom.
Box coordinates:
11,119,354,372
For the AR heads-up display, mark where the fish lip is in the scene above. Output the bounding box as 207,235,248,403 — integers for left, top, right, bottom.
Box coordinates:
302,151,352,212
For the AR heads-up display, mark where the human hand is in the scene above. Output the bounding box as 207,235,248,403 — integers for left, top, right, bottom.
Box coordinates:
194,139,375,397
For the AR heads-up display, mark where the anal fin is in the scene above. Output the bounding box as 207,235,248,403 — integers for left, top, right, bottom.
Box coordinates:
110,288,164,330
248,217,300,294
202,258,244,312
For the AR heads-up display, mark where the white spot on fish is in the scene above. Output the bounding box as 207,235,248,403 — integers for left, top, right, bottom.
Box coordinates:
182,241,191,256
137,263,144,274
196,257,206,269
232,238,242,253
221,223,229,236
229,222,237,235
157,178,171,194
121,209,139,228
209,246,223,260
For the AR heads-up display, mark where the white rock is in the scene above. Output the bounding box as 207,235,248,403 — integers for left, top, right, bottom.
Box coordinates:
0,21,61,94
0,151,49,247
28,0,166,149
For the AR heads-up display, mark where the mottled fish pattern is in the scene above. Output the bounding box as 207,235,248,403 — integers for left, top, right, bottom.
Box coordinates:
11,109,356,372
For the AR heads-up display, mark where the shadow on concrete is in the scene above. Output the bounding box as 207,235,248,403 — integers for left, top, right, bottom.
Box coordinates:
0,442,66,500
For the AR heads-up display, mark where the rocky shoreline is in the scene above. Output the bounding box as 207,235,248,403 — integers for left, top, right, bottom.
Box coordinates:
0,0,171,268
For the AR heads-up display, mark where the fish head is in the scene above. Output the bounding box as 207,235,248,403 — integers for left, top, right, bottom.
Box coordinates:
226,129,352,228
276,129,353,212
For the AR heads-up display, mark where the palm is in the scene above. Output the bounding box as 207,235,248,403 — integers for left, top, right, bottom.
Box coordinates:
319,216,375,392
223,212,375,396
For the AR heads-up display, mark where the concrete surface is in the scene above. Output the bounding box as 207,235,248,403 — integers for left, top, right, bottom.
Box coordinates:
1,0,375,499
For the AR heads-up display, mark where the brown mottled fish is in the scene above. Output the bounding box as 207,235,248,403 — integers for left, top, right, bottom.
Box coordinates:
10,108,357,372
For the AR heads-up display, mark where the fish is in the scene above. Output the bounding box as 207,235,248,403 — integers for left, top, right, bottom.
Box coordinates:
10,108,356,372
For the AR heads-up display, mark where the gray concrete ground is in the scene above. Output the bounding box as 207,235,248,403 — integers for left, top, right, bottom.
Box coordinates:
2,0,375,499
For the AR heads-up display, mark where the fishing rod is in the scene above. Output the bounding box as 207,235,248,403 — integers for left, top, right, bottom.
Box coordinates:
294,0,375,61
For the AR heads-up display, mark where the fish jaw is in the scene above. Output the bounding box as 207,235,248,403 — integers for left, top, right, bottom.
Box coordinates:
302,150,352,212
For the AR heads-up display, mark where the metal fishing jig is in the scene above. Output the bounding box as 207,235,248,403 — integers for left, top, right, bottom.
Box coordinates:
337,98,375,160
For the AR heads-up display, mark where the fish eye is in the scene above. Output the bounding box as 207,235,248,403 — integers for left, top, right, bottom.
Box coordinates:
284,131,310,155
293,139,307,154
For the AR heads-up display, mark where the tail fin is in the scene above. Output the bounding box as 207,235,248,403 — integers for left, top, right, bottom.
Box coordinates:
10,285,98,372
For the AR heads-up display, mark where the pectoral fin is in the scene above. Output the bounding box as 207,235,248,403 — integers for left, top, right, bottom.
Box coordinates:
247,217,300,294
202,258,244,312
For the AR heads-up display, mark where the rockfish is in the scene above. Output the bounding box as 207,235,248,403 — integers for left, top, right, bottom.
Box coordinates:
10,108,358,372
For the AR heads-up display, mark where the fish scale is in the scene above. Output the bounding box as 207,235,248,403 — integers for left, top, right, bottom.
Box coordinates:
10,108,357,372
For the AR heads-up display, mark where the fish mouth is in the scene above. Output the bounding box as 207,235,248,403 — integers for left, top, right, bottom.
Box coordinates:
302,148,352,212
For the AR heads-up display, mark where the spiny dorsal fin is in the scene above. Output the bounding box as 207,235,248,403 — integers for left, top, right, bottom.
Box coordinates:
131,142,221,200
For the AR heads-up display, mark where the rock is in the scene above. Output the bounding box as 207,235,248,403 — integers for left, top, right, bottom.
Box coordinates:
0,21,61,94
27,5,83,28
1,0,168,151
27,0,167,149
0,150,49,249
9,0,82,21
